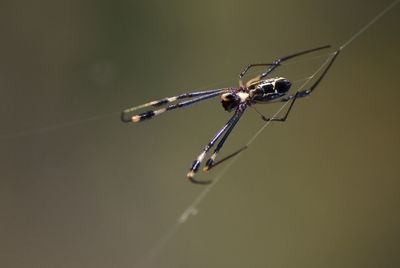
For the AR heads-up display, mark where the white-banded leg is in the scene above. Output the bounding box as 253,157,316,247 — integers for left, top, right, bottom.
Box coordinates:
203,145,248,172
187,105,246,184
121,89,230,123
121,88,227,122
203,105,247,172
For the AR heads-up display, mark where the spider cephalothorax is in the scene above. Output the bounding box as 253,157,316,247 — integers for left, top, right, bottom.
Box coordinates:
221,91,249,112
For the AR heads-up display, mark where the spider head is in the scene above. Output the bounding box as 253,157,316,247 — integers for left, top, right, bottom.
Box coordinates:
221,93,239,112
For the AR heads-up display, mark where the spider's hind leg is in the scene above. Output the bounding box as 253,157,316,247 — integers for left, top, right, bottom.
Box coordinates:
251,91,299,122
293,50,340,98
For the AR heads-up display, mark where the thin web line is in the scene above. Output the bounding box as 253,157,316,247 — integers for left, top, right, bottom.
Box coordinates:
136,1,399,267
0,112,120,140
339,0,399,50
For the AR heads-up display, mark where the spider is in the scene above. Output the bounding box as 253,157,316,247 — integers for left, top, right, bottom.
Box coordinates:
121,45,340,184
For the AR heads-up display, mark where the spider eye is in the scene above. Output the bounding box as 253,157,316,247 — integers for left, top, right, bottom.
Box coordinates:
275,79,291,93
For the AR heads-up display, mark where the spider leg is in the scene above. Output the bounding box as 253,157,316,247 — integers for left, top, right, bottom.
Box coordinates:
187,104,247,184
203,146,248,172
253,91,299,122
253,50,339,122
295,50,340,98
255,45,331,81
278,49,340,105
122,89,230,123
203,105,247,172
249,49,340,124
121,88,229,122
239,63,275,87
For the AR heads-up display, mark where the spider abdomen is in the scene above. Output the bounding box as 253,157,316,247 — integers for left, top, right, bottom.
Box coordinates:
251,77,292,102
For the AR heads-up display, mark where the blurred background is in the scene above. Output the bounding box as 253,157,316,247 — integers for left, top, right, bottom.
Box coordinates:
1,0,399,267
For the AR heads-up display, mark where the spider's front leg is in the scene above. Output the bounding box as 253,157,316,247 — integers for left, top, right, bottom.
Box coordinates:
187,104,247,184
239,63,275,88
239,45,332,88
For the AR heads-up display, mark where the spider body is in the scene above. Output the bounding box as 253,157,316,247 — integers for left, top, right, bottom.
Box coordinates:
221,77,292,112
121,45,340,184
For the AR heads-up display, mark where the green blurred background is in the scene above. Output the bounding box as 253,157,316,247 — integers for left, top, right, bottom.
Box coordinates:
1,0,399,267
